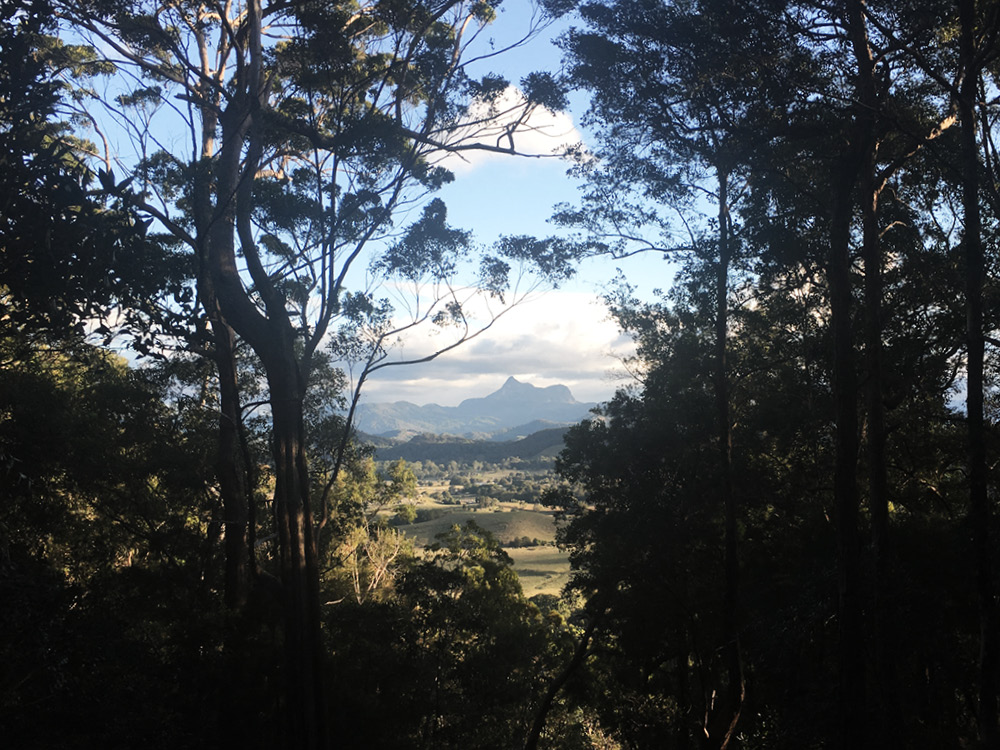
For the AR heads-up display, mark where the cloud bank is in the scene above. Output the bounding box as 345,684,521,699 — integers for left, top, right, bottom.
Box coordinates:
355,291,635,407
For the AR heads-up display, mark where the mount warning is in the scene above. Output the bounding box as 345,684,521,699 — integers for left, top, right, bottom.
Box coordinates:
354,376,597,439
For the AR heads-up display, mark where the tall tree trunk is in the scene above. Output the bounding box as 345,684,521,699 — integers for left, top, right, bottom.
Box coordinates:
213,312,251,611
958,1,998,742
189,100,251,612
847,0,901,742
189,83,260,743
209,86,329,749
829,149,866,750
269,360,327,750
859,101,901,750
713,167,744,750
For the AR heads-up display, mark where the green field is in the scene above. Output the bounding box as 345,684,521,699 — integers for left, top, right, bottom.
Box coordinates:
506,546,573,597
397,503,571,598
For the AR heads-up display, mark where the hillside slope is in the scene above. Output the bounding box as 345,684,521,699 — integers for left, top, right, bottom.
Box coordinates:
374,426,570,463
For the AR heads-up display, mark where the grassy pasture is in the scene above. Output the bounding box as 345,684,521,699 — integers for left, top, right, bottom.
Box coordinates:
402,506,558,545
397,502,571,597
506,546,573,597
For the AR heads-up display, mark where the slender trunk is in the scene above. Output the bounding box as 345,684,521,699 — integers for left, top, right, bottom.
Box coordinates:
958,1,998,741
196,201,251,612
679,633,693,750
861,129,900,750
830,151,865,750
211,207,329,749
713,168,743,750
194,160,251,612
213,313,251,611
190,85,258,742
848,0,901,742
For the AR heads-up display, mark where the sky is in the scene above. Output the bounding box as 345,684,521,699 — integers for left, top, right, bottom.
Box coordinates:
78,1,672,408
356,2,672,407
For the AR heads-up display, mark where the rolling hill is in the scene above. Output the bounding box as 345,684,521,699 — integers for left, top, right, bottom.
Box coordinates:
373,426,570,464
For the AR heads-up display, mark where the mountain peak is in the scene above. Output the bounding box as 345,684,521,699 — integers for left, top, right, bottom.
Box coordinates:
354,377,595,437
475,377,577,406
494,376,531,395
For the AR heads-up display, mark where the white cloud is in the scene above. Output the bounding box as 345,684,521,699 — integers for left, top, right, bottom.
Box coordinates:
356,291,635,406
434,86,585,175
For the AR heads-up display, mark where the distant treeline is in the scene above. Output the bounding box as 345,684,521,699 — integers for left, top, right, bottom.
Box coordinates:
373,427,570,465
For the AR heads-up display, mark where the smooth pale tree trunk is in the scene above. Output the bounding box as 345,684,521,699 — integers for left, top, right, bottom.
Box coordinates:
958,1,999,742
186,75,262,744
213,246,330,750
196,209,253,613
210,150,328,739
204,51,329,741
187,71,252,613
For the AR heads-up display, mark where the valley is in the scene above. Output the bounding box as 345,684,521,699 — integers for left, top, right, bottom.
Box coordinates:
371,427,576,597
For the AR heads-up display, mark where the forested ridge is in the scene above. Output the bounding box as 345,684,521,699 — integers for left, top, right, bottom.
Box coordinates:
4,0,1000,748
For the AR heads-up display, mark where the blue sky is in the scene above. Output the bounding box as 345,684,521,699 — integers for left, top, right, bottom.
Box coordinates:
76,1,670,408
358,2,673,407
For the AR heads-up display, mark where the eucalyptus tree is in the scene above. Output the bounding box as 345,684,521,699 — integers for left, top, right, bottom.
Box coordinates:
556,1,991,746
0,0,181,349
49,0,572,744
555,1,797,743
843,2,1000,741
954,4,1000,739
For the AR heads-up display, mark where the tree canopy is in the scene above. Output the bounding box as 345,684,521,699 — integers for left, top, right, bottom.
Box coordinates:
8,1,1000,748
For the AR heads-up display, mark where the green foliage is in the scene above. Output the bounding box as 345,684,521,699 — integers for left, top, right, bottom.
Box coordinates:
326,521,576,748
9,0,1000,747
0,9,179,343
550,223,976,745
377,198,470,280
393,502,418,525
2,0,585,746
0,334,233,746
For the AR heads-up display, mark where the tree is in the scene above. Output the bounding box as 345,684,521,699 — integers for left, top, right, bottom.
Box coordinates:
0,0,179,344
51,1,575,743
555,3,994,746
723,3,969,742
549,279,738,745
0,335,238,746
789,3,1000,742
555,1,799,742
324,521,572,749
955,2,1000,739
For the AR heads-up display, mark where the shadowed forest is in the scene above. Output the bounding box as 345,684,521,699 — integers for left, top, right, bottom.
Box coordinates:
5,0,1000,748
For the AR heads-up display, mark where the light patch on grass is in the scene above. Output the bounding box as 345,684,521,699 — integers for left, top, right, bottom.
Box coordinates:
507,546,572,598
391,500,571,597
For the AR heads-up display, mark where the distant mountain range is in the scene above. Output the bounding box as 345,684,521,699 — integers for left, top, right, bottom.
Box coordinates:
354,376,597,439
